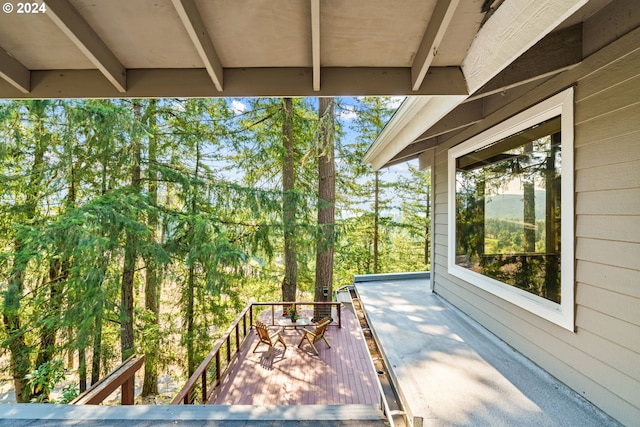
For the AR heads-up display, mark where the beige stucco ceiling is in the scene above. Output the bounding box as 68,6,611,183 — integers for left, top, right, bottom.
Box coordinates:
0,0,485,98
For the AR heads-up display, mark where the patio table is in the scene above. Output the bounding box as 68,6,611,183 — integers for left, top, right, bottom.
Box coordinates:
278,317,310,330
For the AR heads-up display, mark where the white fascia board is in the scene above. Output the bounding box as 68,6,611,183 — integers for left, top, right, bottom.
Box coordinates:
363,95,465,170
462,0,589,93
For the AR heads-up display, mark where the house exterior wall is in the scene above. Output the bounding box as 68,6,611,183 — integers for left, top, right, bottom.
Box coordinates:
430,21,640,426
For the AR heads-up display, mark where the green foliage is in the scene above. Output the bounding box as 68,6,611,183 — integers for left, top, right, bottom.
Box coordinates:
59,384,79,404
25,359,67,402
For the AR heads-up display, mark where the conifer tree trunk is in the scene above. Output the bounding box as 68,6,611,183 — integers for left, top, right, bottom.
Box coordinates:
143,100,160,396
35,261,60,368
91,141,110,386
33,255,67,401
35,147,76,399
281,98,297,302
78,346,87,393
3,241,31,402
186,140,201,379
186,265,196,378
90,286,104,386
120,101,142,362
314,98,335,321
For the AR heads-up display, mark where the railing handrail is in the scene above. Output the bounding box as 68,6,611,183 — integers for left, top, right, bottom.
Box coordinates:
171,303,252,405
172,301,341,405
71,355,145,405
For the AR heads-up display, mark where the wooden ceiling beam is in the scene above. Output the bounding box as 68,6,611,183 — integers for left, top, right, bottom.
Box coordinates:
0,47,30,93
411,0,460,91
0,66,467,99
311,0,321,91
171,0,224,92
45,0,126,92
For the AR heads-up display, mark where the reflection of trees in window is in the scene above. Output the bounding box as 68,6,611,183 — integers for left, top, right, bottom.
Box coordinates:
456,169,485,269
455,117,561,303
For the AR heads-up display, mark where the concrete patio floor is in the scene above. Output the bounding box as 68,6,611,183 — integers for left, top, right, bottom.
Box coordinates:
354,273,621,427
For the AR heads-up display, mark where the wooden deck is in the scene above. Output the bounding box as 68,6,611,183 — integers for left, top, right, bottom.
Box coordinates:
210,306,380,406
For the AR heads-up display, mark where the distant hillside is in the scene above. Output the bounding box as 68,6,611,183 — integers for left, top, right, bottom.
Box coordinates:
485,192,546,219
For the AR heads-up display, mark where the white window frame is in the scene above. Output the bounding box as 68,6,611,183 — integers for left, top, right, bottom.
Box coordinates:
448,88,575,331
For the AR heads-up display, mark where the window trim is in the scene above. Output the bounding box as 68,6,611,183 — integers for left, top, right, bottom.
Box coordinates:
447,88,575,331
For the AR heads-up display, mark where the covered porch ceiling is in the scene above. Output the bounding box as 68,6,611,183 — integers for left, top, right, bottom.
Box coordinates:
0,0,486,98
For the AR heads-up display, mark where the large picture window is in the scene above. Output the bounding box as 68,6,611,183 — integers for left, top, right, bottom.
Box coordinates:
448,89,574,330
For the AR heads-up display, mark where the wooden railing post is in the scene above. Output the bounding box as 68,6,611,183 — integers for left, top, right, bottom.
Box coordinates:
235,323,240,352
215,352,221,381
202,370,207,403
121,376,133,405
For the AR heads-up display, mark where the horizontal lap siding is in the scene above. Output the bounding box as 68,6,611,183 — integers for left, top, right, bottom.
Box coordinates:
572,38,640,424
431,25,640,425
577,215,640,243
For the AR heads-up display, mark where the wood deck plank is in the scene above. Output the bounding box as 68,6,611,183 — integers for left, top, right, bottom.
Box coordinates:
210,307,379,406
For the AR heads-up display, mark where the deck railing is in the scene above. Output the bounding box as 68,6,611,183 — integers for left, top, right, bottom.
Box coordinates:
171,301,341,405
71,355,145,405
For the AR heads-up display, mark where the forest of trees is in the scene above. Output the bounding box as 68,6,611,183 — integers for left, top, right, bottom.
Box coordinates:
0,97,430,403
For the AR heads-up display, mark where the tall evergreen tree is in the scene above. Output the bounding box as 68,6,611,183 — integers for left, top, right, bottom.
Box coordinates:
314,98,335,321
120,101,143,363
396,165,432,270
1,101,52,402
228,98,317,297
281,98,297,302
142,99,161,396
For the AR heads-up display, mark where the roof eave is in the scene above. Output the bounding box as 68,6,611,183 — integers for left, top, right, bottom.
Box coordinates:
364,0,590,170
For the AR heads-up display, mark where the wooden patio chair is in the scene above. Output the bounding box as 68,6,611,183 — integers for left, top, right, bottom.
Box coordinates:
297,317,331,355
253,321,286,353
